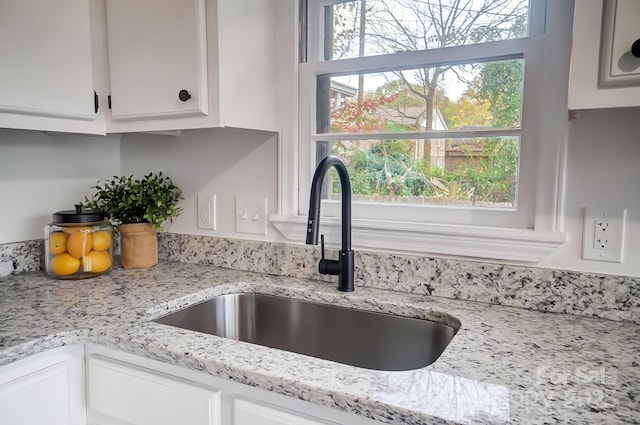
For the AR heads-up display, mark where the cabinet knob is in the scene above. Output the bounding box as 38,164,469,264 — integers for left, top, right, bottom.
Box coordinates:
178,89,192,102
632,39,640,58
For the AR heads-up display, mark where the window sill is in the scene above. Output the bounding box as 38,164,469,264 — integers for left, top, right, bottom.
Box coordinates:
270,215,566,264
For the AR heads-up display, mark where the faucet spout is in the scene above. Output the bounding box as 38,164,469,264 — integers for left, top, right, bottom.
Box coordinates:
305,156,354,292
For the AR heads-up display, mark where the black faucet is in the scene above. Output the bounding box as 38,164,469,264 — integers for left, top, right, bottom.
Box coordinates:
305,155,354,292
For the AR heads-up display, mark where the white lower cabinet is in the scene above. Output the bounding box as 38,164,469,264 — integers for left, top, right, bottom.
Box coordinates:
0,345,85,425
1,345,382,425
87,355,221,425
87,346,381,425
232,398,337,425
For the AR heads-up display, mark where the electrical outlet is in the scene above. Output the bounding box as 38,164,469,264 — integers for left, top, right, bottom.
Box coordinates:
582,208,626,262
235,197,267,235
197,195,216,230
593,220,611,250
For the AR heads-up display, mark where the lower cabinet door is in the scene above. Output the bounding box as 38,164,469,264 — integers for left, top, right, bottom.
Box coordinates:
88,355,221,425
232,397,337,425
0,346,85,425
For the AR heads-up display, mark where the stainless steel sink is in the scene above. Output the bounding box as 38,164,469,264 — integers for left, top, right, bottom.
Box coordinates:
153,293,458,371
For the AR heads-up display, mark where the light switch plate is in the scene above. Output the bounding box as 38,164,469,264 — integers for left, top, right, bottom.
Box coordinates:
582,208,626,262
235,197,267,235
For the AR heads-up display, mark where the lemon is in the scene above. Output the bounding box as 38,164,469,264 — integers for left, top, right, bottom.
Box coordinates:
92,230,112,251
81,250,111,273
67,230,94,259
48,232,68,255
50,253,80,276
61,226,93,235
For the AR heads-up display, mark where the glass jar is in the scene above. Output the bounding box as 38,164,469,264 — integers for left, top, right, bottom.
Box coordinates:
45,205,113,279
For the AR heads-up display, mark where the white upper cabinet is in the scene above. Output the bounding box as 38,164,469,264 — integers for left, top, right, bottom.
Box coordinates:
105,0,208,122
569,0,640,109
599,0,640,87
0,0,278,134
106,0,278,133
0,0,103,134
216,0,277,131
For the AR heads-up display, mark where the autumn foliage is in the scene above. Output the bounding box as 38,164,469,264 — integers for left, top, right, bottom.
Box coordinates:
330,92,401,132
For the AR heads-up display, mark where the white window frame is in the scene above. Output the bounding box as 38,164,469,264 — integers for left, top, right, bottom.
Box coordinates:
271,0,573,263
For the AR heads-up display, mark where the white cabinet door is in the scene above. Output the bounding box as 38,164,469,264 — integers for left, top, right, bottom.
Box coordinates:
104,0,279,133
88,355,221,425
599,0,640,87
0,0,278,134
0,346,85,425
0,0,100,133
217,0,278,131
232,398,337,425
568,0,640,109
86,346,383,425
105,0,208,121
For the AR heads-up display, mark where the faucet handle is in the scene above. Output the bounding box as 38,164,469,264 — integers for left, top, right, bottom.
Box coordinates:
320,234,326,259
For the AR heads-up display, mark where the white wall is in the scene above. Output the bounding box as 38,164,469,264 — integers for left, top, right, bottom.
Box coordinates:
117,109,640,278
541,107,640,276
120,128,282,241
0,129,120,243
2,108,639,277
0,126,280,245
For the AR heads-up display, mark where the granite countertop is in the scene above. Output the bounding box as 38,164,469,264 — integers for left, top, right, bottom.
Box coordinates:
0,262,637,424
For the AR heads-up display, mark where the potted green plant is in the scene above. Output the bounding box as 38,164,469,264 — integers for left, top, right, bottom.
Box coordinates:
81,172,183,269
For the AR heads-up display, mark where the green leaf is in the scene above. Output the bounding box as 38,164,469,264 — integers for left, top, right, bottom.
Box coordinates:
79,172,184,231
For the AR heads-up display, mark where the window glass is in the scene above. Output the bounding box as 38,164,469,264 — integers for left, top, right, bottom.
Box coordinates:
318,59,524,134
325,0,529,61
305,0,544,220
320,136,519,208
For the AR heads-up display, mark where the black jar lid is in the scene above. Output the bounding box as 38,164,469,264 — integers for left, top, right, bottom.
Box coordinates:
52,204,104,224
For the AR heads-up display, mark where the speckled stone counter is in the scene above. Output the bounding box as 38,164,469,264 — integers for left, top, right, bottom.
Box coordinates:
0,262,638,424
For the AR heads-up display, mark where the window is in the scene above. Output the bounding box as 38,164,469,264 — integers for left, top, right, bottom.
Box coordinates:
273,0,571,262
318,59,523,211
